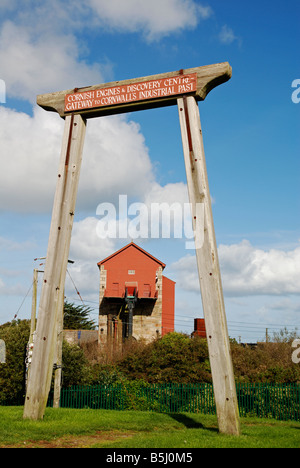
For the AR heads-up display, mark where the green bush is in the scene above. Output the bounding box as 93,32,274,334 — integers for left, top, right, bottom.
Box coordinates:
61,340,92,387
0,320,94,404
90,363,124,386
231,340,300,383
1,321,299,408
117,332,211,384
0,320,30,404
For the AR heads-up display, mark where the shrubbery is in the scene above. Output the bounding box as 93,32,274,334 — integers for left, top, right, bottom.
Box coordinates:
0,320,30,404
230,340,300,383
115,332,211,384
0,320,93,403
0,320,299,405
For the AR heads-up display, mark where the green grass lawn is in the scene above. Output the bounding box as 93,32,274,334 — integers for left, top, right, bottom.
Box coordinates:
0,407,299,448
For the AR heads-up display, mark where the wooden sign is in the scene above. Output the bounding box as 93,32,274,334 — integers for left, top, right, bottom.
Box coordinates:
65,73,197,112
37,62,232,118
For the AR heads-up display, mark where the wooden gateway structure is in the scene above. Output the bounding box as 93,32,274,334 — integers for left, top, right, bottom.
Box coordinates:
23,63,240,436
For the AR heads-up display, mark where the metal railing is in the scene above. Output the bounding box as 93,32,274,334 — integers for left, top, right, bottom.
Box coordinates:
47,382,300,422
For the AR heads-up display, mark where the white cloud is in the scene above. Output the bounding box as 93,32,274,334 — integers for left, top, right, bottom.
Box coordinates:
70,217,116,262
0,107,155,213
65,260,100,303
80,115,155,208
0,0,213,103
0,237,35,252
144,181,189,206
0,0,18,11
143,181,192,239
89,0,212,41
67,216,122,300
266,297,300,314
169,240,300,297
0,275,28,297
220,240,300,296
0,21,104,103
168,254,198,291
0,106,63,212
218,24,239,45
1,0,213,45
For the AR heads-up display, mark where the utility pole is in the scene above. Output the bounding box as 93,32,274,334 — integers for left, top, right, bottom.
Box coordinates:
31,257,74,408
52,287,64,408
29,263,46,341
53,259,74,408
29,268,38,344
26,266,44,387
266,328,269,343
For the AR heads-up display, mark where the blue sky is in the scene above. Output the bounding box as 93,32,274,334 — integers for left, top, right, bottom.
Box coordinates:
0,0,299,342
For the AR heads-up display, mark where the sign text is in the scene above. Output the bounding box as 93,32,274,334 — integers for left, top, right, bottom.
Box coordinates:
65,73,197,112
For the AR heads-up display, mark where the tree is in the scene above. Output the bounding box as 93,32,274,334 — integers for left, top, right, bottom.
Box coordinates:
0,320,30,404
63,301,96,330
61,341,92,387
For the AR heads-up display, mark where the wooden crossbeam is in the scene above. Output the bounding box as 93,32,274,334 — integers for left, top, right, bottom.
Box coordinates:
36,62,231,118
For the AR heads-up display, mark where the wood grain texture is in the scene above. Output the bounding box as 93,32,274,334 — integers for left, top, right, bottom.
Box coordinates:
178,96,240,436
23,114,86,420
37,62,231,118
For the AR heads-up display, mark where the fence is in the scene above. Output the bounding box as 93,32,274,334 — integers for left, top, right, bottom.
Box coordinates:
47,383,300,422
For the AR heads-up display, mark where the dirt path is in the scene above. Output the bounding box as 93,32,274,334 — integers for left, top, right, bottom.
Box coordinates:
1,431,134,448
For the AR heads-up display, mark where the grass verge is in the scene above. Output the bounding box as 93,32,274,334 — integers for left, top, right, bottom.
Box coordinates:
0,407,299,448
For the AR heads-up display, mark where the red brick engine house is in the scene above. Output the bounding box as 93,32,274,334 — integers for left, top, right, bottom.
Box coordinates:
97,242,175,348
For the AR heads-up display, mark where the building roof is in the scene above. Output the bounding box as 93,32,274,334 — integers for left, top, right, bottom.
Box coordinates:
97,241,166,269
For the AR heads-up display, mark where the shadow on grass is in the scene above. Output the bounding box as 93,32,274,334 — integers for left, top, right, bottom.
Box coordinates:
168,413,218,432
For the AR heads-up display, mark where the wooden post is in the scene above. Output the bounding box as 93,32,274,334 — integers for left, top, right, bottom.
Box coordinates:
177,96,240,436
26,268,38,388
52,287,64,408
29,269,38,343
23,114,86,420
